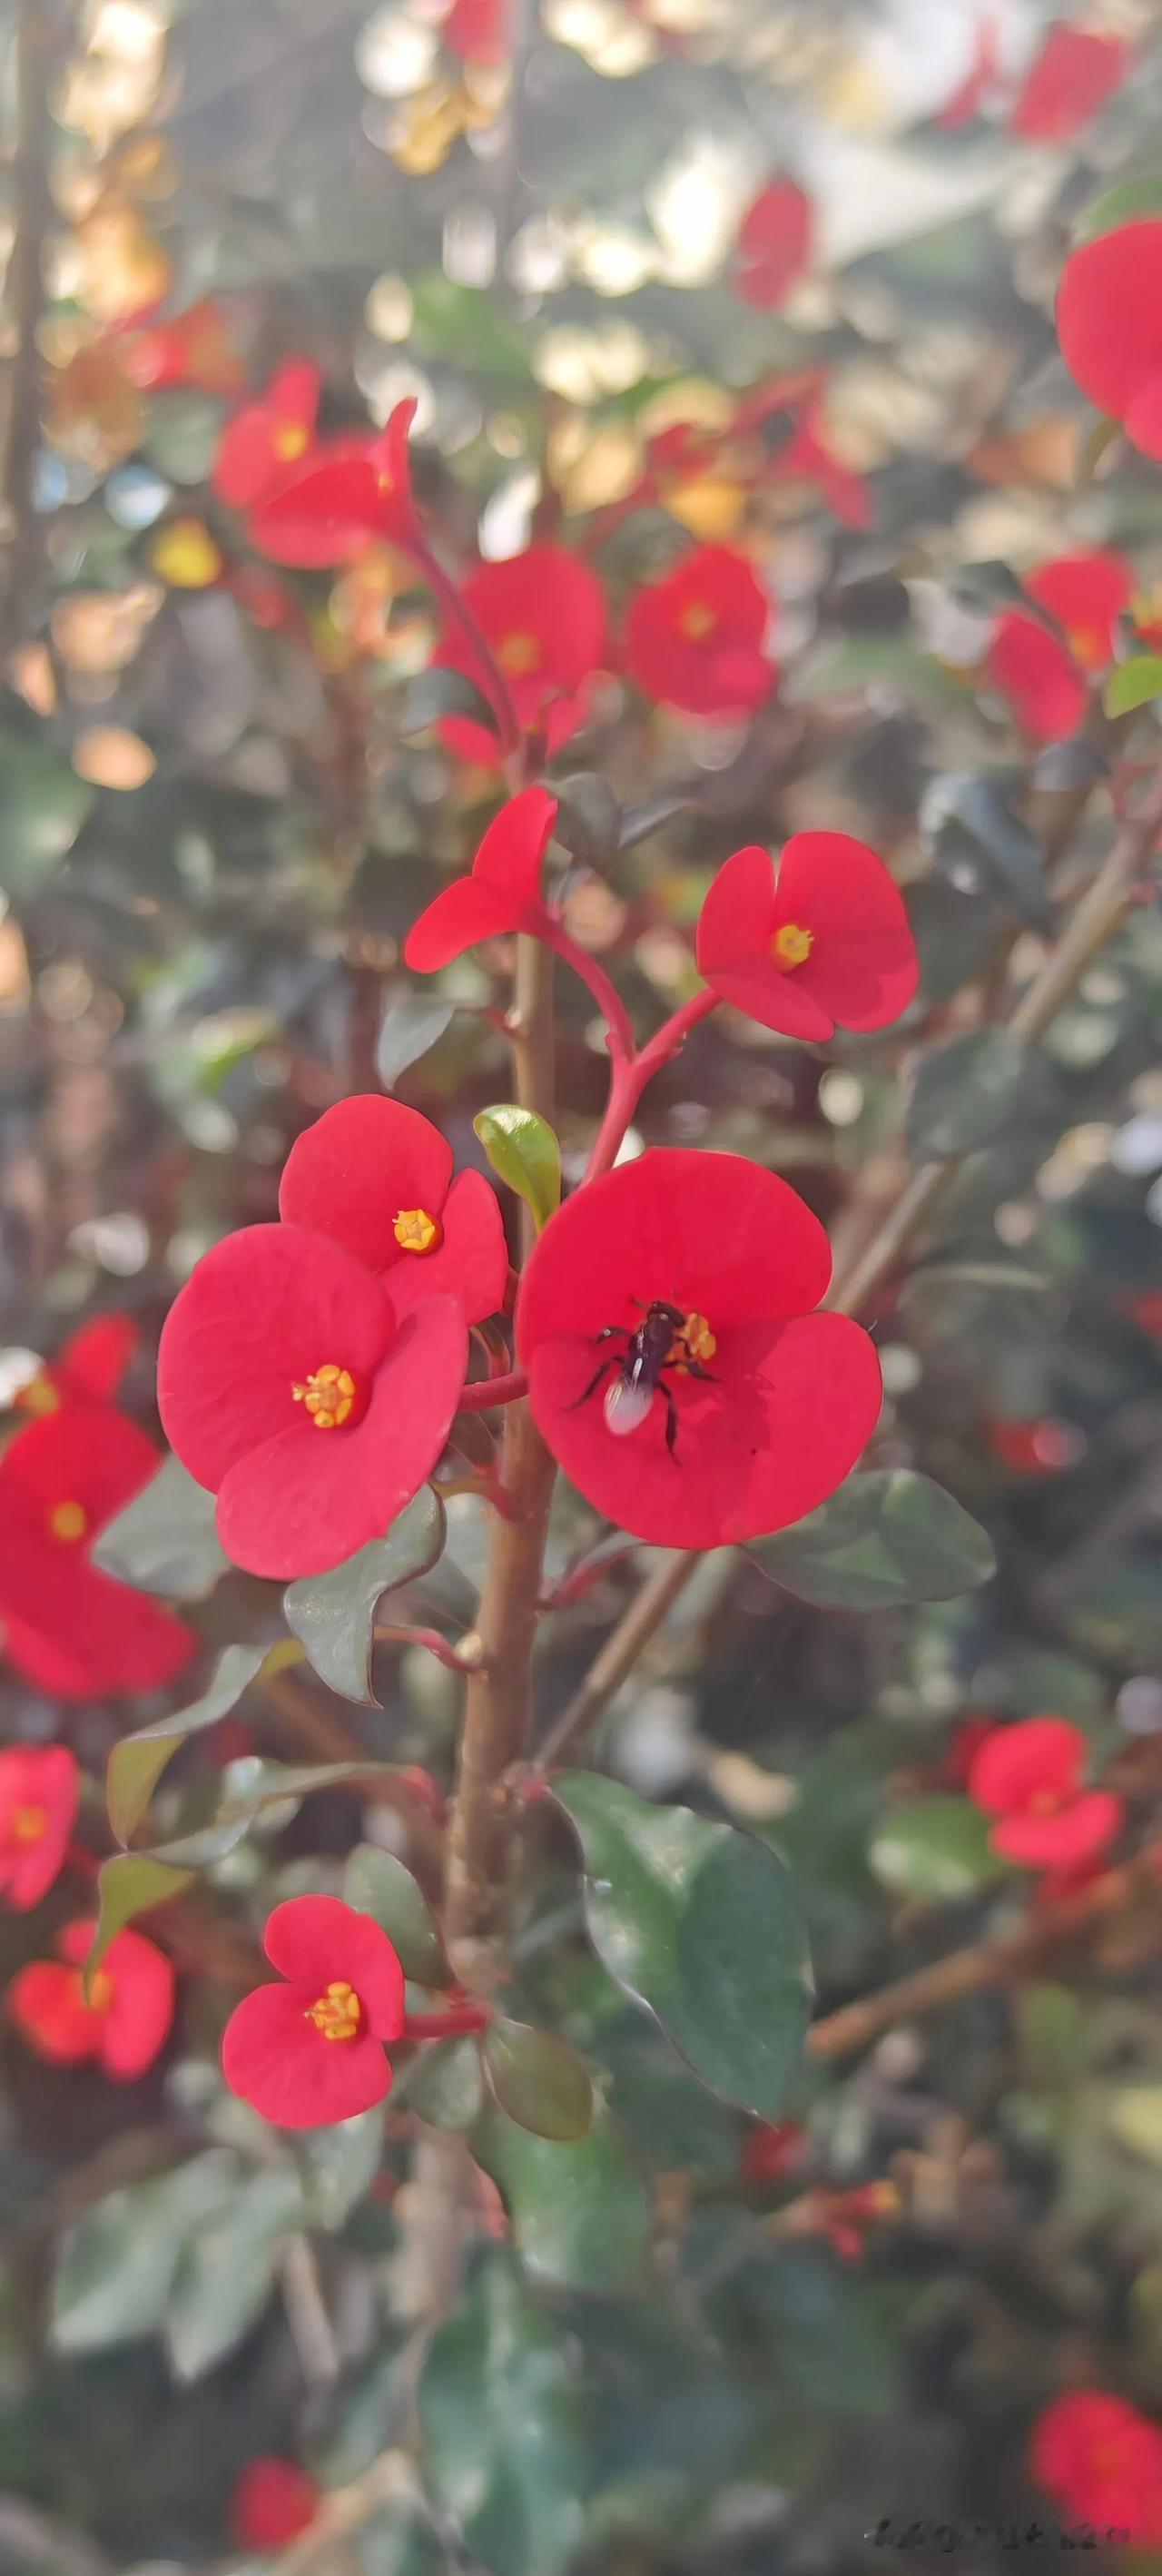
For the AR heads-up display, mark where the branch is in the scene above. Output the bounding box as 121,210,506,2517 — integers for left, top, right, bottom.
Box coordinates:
279,2234,340,2385
0,0,69,656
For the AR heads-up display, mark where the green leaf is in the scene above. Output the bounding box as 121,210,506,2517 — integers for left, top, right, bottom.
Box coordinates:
750,2244,901,2416
1076,173,1162,242
482,2018,594,2142
553,773,622,868
164,2169,304,2381
92,1452,230,1600
905,1030,1038,1159
418,2247,585,2576
407,2036,485,2130
553,1776,812,2119
106,1643,266,1846
359,2513,451,2576
376,990,458,1090
752,1470,996,1610
88,1853,195,1982
398,667,497,740
297,2107,384,2229
1104,656,1162,717
791,636,965,712
474,1104,561,1233
51,2153,234,2354
409,275,534,386
285,1490,447,1705
343,1844,451,1987
922,772,1050,929
133,1757,413,1871
869,1796,1003,1901
0,734,94,899
475,2098,651,2290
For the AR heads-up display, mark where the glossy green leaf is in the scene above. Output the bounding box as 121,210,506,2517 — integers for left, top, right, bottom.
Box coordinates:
482,2018,594,2142
922,771,1050,929
553,772,622,868
51,2153,235,2354
1104,655,1162,716
398,667,497,740
406,2035,485,2130
1076,173,1162,241
297,2107,385,2229
553,1775,812,2119
905,1030,1037,1159
88,1853,196,1983
0,734,94,899
343,1843,451,1987
134,1758,413,1871
869,1796,1003,1901
376,991,458,1091
106,1643,266,1846
418,2247,585,2576
753,1471,996,1610
165,2169,304,2381
475,2098,651,2290
91,1452,231,1600
285,1490,447,1704
474,1103,561,1233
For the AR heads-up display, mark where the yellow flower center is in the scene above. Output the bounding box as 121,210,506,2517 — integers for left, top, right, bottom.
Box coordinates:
1065,623,1106,673
291,1363,357,1429
78,1969,113,2015
150,518,223,589
12,1805,46,1844
773,921,814,970
17,1374,59,1416
306,1979,361,2041
49,1499,88,1543
271,419,309,462
498,630,541,676
1029,1789,1061,1816
667,1310,717,1370
393,1206,443,1255
679,600,716,641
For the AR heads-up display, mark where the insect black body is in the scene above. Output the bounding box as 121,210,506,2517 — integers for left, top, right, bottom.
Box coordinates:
570,1298,716,1457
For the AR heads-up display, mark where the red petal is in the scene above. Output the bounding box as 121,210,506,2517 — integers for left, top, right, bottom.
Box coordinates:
157,1225,395,1495
0,1746,77,1910
249,439,389,566
1057,222,1162,420
772,832,918,1031
387,1170,508,1327
1010,26,1126,141
280,1096,453,1272
991,1791,1123,1870
1025,551,1130,662
56,1314,137,1402
443,548,606,692
404,879,526,973
0,1400,163,1532
231,2461,321,2551
98,1927,176,2078
697,846,834,1041
3,1557,193,1698
9,1960,99,2062
215,1295,466,1577
987,612,1088,741
222,1981,392,2127
475,785,558,902
1125,370,1162,463
735,181,812,311
263,1894,407,2038
968,1714,1087,1815
527,1310,881,1548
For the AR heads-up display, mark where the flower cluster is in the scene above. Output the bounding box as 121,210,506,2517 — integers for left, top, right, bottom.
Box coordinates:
967,1716,1123,1873
9,1920,174,2080
0,1401,195,1698
1030,2391,1162,2545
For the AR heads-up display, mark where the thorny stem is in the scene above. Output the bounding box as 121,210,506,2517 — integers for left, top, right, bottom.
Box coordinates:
402,2002,491,2039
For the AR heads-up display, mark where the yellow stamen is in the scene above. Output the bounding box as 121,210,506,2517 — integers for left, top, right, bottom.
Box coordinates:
668,1310,717,1371
291,1363,357,1430
271,420,309,462
773,921,814,970
12,1806,46,1844
679,600,716,641
49,1499,87,1543
1029,1789,1061,1815
83,1969,113,2014
1065,624,1105,673
306,1979,361,2041
17,1375,59,1416
498,630,541,676
393,1206,442,1255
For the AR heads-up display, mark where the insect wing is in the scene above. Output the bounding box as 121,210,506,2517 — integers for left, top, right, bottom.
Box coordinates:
604,1375,654,1436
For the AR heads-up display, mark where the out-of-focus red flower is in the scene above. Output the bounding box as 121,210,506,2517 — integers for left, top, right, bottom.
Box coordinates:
405,784,557,972
15,1314,137,1416
733,180,812,312
222,1895,406,2127
799,2179,901,2263
741,2119,809,2187
768,392,872,531
1057,222,1162,465
0,1407,196,1700
517,1149,881,1550
625,544,773,718
937,13,1000,126
441,0,510,63
968,1716,1123,1870
430,545,607,765
279,1095,507,1327
1130,1289,1162,1336
988,1416,1081,1475
231,2459,322,2551
212,360,321,512
158,1224,467,1579
1030,2390,1162,2544
0,1748,77,1911
250,400,419,568
696,834,917,1041
986,551,1131,740
940,1716,997,1791
1010,24,1128,141
119,300,244,396
9,1919,174,2078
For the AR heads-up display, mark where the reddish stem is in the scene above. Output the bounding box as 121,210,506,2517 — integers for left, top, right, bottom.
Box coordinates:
457,1368,529,1411
411,536,522,759
374,1624,486,1675
536,915,636,1062
403,2003,490,2040
585,986,719,1181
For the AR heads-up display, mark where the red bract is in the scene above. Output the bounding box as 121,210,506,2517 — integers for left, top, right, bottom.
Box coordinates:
740,2119,809,2187
430,545,607,764
442,0,510,63
212,359,321,512
695,834,917,1041
0,1406,196,1700
404,784,557,972
250,400,419,568
624,545,773,718
770,394,872,532
987,551,1130,740
1010,25,1128,141
988,1416,1080,1474
1057,222,1162,464
1030,2391,1162,2544
15,1312,137,1416
120,300,244,396
516,1150,881,1550
937,14,1000,126
734,180,812,312
968,1715,1122,1870
9,1919,174,2078
231,2460,322,2551
0,1747,78,1910
221,1895,406,2127
157,1224,467,1579
279,1095,507,1326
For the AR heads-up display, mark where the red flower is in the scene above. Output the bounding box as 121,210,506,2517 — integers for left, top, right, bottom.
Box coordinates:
231,2459,322,2551
249,400,419,568
1030,2391,1162,2544
769,394,872,532
404,785,557,972
937,14,1000,127
0,1747,77,1911
9,1919,174,2078
734,180,812,312
119,300,244,397
158,1224,467,1580
939,1716,997,1791
988,1416,1080,1474
741,2119,809,2187
696,834,917,1041
222,1895,406,2128
212,360,321,512
0,1406,196,1700
279,1095,507,1327
430,545,607,765
987,551,1131,740
441,0,510,63
516,1149,881,1550
1057,222,1162,465
624,545,773,718
15,1313,137,1416
1130,1290,1162,1336
968,1716,1123,1870
1010,25,1128,142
